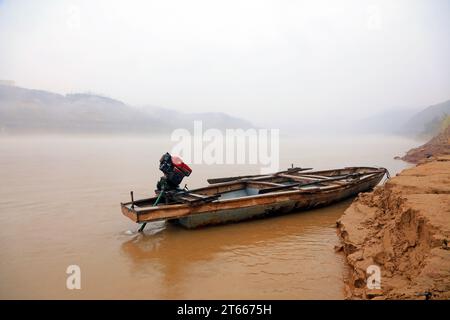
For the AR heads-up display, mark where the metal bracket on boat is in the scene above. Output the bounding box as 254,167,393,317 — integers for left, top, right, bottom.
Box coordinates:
138,191,165,233
130,191,135,209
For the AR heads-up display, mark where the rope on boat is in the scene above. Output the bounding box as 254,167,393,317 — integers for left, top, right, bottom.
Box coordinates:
385,168,391,181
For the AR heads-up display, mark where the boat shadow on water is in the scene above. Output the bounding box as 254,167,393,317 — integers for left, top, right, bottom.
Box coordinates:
119,198,354,281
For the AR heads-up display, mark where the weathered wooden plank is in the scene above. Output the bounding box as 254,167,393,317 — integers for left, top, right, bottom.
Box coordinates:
258,172,375,194
207,167,312,184
277,173,312,181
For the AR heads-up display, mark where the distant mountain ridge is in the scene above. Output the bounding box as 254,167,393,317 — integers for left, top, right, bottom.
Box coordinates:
1,83,447,136
0,84,253,133
352,107,422,135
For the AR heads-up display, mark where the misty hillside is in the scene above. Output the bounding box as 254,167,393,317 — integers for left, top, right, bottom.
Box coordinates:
0,85,253,133
139,105,253,131
352,108,421,134
401,100,450,136
352,100,449,137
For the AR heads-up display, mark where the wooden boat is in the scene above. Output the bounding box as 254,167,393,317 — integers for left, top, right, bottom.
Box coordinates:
121,166,387,229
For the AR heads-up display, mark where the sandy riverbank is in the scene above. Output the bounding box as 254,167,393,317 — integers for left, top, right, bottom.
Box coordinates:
336,156,450,299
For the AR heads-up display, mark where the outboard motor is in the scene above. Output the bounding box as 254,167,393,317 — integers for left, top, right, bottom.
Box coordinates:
157,152,192,192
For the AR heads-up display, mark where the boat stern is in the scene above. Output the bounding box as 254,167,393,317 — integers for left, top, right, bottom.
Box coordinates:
121,203,139,223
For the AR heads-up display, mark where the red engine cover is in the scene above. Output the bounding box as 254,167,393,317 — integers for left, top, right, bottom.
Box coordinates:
171,155,192,176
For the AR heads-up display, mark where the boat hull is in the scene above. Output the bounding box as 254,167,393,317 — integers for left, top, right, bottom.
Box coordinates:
173,173,383,228
121,166,387,229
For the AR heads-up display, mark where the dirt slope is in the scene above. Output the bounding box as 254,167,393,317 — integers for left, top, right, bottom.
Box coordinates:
336,156,450,299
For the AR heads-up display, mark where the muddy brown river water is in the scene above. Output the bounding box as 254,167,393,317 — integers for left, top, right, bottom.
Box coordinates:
0,134,416,299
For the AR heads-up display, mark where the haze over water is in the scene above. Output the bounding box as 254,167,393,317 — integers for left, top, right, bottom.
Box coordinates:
0,134,417,299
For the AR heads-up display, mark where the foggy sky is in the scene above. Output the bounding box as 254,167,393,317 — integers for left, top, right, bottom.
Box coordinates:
1,0,449,127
